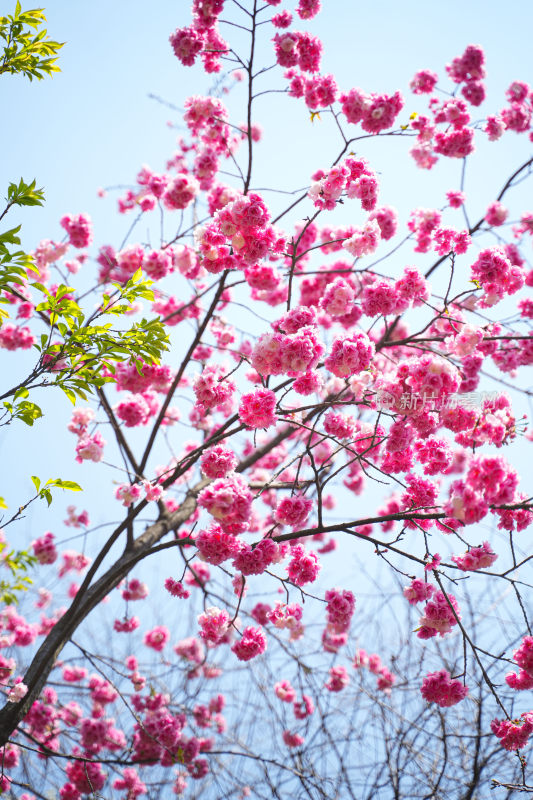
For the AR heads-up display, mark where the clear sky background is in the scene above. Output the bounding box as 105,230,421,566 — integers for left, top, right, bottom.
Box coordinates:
1,0,532,568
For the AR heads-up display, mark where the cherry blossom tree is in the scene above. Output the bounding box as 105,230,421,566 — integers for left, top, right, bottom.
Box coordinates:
0,0,532,797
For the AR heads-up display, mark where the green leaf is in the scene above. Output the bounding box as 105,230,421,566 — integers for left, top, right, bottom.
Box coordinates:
30,475,41,492
0,226,22,246
61,386,77,404
44,478,82,492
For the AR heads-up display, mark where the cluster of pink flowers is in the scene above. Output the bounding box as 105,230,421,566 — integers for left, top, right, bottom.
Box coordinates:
447,189,466,208
395,266,430,306
446,454,519,525
500,81,532,133
63,506,90,528
324,588,355,633
112,768,147,799
62,666,88,683
115,392,160,427
447,44,485,84
512,637,533,676
143,625,170,652
198,606,230,644
354,649,396,692
193,364,236,412
494,496,533,535
445,323,484,357
194,191,285,274
31,532,57,565
324,332,374,378
57,550,91,579
284,68,338,110
342,219,381,258
163,173,201,211
130,691,207,778
233,538,280,576
283,730,305,748
401,473,439,513
32,238,69,273
231,626,267,661
114,361,174,394
414,437,453,475
60,213,93,248
470,247,525,307
369,205,398,240
296,0,321,18
195,524,240,566
174,636,205,664
339,87,404,133
434,126,475,159
185,561,210,588
68,408,105,464
432,226,472,256
267,603,304,640
273,30,322,72
198,474,253,533
143,248,173,280
239,388,277,429
417,590,460,638
251,326,324,376
64,758,106,796
506,636,533,690
0,323,35,351
274,680,296,702
325,665,350,692
274,494,313,528
485,200,508,227
170,0,228,73
286,544,321,586
183,94,231,152
410,69,438,95
491,714,533,751
403,578,435,605
324,410,356,440
420,670,469,707
115,483,142,507
384,353,459,415
451,541,498,571
307,164,348,211
122,578,149,601
308,156,379,212
293,693,315,719
7,681,28,703
114,617,140,633
164,578,191,599
407,48,490,168
244,263,281,292
319,277,355,317
407,207,442,252
360,278,401,317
